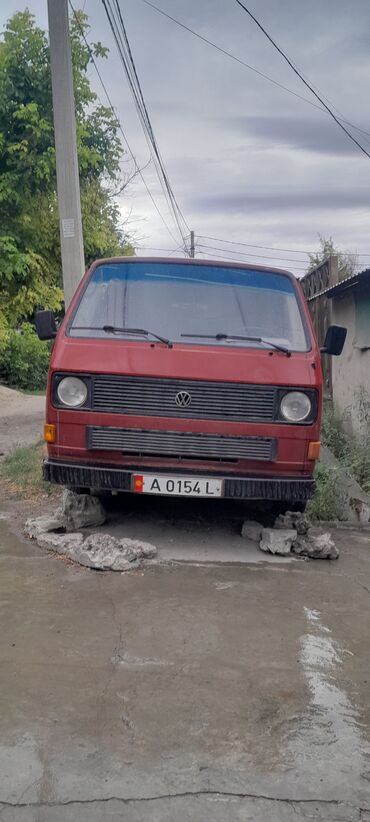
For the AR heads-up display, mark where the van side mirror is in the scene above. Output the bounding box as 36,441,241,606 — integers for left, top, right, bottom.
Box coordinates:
34,310,57,341
320,325,346,356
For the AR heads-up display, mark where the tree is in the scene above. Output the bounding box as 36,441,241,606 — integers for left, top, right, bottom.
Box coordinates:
0,9,133,333
307,235,358,280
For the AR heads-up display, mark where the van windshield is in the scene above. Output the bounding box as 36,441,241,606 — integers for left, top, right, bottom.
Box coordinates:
69,261,309,352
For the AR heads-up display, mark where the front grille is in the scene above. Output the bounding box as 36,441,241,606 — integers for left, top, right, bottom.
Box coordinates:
87,427,276,462
92,376,276,422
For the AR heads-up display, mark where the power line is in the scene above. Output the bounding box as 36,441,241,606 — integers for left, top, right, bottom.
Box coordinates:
196,249,307,271
140,0,370,142
198,234,370,259
198,235,312,255
101,0,190,251
137,245,186,253
235,0,370,160
112,0,188,236
197,243,310,267
68,0,180,245
103,0,187,246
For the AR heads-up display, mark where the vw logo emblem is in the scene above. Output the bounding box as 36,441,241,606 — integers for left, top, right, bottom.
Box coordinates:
175,390,192,409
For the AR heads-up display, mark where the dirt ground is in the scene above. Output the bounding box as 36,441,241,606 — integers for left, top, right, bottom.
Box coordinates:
1,495,370,821
0,386,45,455
1,389,370,820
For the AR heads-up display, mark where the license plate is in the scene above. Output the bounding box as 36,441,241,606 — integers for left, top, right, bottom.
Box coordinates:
132,474,223,498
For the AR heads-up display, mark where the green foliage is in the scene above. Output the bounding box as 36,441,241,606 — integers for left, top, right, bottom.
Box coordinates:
0,9,132,330
0,323,50,390
308,235,358,280
307,463,338,521
321,398,370,491
308,394,370,519
0,442,54,497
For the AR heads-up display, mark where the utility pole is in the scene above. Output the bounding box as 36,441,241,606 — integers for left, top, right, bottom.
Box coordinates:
190,230,195,258
47,0,85,307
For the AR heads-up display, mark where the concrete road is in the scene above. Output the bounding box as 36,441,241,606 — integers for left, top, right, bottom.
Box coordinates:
0,500,370,821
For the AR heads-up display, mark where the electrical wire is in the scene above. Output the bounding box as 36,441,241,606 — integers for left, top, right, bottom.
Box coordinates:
140,0,370,142
103,0,186,244
68,0,180,245
196,249,307,271
197,243,310,267
101,0,190,251
198,235,312,255
235,0,370,160
197,235,370,259
137,245,186,253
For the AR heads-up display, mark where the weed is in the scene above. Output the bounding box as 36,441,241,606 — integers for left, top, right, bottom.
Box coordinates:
307,464,338,521
0,442,54,499
310,394,370,519
321,397,370,491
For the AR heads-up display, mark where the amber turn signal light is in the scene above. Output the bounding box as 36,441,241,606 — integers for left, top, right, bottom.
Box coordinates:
308,441,320,461
44,424,56,444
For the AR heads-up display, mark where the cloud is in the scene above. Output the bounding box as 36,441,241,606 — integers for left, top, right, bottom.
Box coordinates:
229,114,368,156
195,188,370,215
1,0,370,261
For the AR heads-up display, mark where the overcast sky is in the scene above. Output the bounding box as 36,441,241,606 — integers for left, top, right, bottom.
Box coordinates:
2,0,370,274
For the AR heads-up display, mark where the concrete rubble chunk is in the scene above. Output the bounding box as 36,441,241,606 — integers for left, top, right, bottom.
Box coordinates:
25,514,65,538
24,517,157,571
274,511,311,535
65,534,157,571
259,528,297,555
37,531,85,554
292,532,339,560
241,520,264,542
25,490,107,536
61,490,106,531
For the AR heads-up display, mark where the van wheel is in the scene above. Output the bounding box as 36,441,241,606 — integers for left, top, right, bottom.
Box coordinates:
90,490,111,501
65,486,89,495
272,501,307,518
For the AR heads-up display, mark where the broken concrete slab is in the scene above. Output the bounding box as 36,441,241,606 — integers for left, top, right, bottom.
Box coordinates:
65,534,157,571
61,489,106,531
292,532,339,560
36,531,85,554
25,514,65,539
274,511,310,535
24,519,157,571
25,491,106,536
259,528,297,555
241,520,264,542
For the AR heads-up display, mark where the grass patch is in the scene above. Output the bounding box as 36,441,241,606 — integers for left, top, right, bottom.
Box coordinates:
309,392,370,520
307,464,338,521
321,400,370,493
0,442,54,499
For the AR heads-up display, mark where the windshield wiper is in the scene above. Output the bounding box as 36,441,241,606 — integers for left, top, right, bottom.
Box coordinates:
72,325,172,348
181,332,291,356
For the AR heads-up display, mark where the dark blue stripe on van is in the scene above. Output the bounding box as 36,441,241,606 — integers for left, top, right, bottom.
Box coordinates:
90,262,294,293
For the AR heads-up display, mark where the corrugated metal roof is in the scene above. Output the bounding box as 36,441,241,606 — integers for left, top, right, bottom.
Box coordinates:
324,268,370,299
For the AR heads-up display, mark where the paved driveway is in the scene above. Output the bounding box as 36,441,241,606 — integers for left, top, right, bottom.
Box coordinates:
0,499,370,821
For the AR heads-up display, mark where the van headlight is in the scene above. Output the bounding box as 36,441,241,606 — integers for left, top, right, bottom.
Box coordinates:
280,391,312,422
57,377,88,408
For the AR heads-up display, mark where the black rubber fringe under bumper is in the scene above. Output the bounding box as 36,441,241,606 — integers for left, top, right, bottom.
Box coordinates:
43,460,315,501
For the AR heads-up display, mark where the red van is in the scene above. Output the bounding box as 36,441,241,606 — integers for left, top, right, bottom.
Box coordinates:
36,257,345,512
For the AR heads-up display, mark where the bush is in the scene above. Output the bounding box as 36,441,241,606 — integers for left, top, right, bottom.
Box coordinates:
321,399,370,493
0,323,50,391
307,463,338,521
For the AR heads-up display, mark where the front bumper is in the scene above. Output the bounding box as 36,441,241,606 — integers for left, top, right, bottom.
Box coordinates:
43,459,315,502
